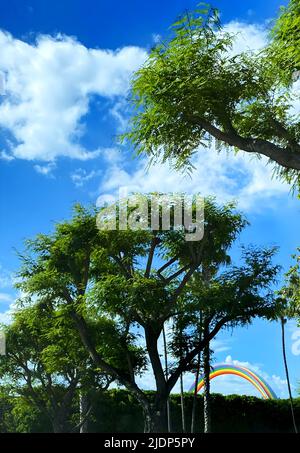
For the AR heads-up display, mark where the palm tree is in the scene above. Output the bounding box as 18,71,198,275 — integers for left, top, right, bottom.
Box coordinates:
280,316,298,433
180,371,186,432
190,350,201,433
191,312,202,433
203,321,212,433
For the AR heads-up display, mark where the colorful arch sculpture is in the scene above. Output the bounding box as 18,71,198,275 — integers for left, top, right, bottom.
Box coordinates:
189,364,277,400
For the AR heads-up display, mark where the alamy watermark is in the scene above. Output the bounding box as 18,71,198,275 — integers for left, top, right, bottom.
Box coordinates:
96,189,204,241
0,331,6,356
291,329,300,356
292,70,300,82
0,72,5,95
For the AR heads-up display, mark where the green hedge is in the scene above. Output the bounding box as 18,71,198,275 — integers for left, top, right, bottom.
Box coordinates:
1,389,300,433
89,390,300,433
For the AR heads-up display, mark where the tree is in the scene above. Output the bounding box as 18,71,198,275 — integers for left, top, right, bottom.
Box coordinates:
0,303,133,432
202,322,211,433
280,316,298,434
270,0,300,75
124,4,300,187
278,251,300,433
16,200,281,432
190,312,202,433
171,247,281,433
0,305,89,432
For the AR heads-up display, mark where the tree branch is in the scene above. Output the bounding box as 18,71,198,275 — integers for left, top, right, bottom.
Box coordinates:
145,235,159,278
144,325,166,393
167,315,231,393
69,309,150,411
112,255,132,279
196,117,300,171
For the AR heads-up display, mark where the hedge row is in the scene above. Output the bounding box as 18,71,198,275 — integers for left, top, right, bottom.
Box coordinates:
1,389,300,433
89,390,300,433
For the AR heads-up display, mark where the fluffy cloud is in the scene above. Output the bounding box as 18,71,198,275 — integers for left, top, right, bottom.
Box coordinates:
0,31,147,162
0,20,274,166
224,21,268,54
34,162,56,176
287,320,300,356
97,144,289,211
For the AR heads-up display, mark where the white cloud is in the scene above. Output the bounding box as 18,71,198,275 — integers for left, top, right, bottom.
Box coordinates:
0,21,273,167
97,144,289,211
0,293,13,303
34,162,56,176
71,168,101,187
211,338,232,354
0,302,17,325
289,79,300,117
285,320,300,356
0,31,147,162
0,150,14,161
0,265,17,325
0,265,13,289
224,21,268,55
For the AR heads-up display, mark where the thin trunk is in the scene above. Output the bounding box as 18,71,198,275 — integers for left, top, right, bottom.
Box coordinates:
180,372,186,433
79,393,89,433
281,317,298,434
191,352,201,433
178,322,186,433
191,311,202,434
203,332,211,433
162,325,172,432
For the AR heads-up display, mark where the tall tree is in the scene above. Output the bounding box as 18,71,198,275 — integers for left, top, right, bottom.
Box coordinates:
190,312,202,434
280,316,298,434
202,324,211,433
17,201,280,432
278,251,300,433
124,4,300,187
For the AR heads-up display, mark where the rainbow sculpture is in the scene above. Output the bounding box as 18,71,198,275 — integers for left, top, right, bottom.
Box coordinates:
190,364,277,400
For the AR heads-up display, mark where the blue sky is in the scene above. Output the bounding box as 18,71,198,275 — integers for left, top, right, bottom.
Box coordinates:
1,0,300,399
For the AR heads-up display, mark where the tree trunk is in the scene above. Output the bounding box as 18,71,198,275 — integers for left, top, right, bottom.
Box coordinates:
79,393,89,433
162,325,172,432
143,402,168,433
191,311,202,434
203,336,211,433
180,372,186,433
281,317,298,434
191,351,201,433
52,416,67,433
